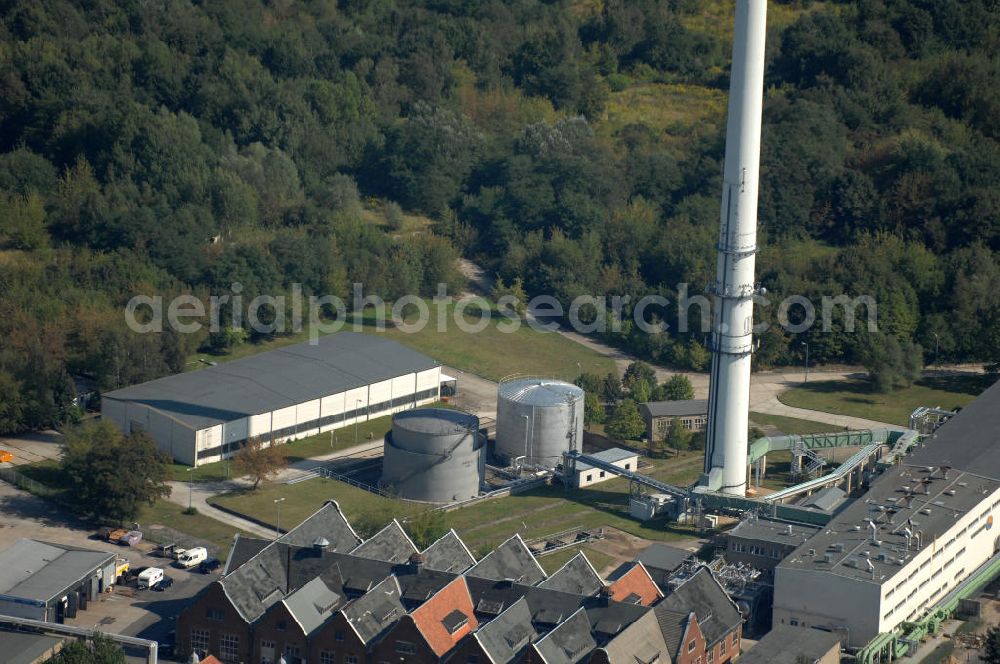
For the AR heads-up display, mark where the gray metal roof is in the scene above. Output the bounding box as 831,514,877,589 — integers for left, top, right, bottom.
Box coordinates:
738,625,840,664
538,553,603,596
0,628,65,664
103,332,440,430
421,529,476,574
639,399,708,418
905,377,1000,478
498,379,584,407
472,597,538,664
798,486,847,512
728,518,820,546
574,447,637,473
0,539,114,603
343,575,405,645
531,606,596,664
281,577,342,636
467,534,546,586
636,543,693,574
394,408,478,436
657,567,742,647
350,520,418,564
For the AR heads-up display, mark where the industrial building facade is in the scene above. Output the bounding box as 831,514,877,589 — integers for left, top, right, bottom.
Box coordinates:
773,379,1000,648
102,333,441,466
639,400,708,441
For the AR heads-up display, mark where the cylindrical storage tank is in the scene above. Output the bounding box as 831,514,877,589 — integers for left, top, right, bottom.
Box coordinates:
495,378,585,469
381,408,484,503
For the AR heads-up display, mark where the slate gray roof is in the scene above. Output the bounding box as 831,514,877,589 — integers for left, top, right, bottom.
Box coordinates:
342,575,406,645
470,597,537,664
639,399,708,418
467,534,546,585
421,529,476,574
657,567,742,648
282,501,361,551
0,539,114,603
574,447,638,473
103,332,440,430
653,606,691,656
739,625,840,664
595,610,669,664
531,606,597,664
281,577,342,636
797,486,847,512
223,534,271,575
538,552,603,596
350,519,418,564
221,543,291,622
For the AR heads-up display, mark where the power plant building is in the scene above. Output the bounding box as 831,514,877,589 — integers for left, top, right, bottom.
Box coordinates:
494,377,584,468
102,333,441,466
381,408,485,503
773,379,1000,648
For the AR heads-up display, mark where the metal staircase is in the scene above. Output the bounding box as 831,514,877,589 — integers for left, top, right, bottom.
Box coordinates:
790,440,826,480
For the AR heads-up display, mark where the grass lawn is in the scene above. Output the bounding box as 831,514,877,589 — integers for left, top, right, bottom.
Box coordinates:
212,453,705,558
15,460,250,559
537,545,616,576
748,412,835,436
778,375,996,426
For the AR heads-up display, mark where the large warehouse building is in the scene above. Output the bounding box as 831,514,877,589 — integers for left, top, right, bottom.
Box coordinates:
773,378,1000,648
102,333,442,466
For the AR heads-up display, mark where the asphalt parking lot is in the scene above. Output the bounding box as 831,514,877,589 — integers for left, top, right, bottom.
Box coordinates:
0,481,215,661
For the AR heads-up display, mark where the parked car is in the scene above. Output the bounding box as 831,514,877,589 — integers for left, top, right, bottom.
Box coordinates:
175,547,208,569
199,558,222,574
0,450,13,463
120,530,143,547
105,527,128,543
151,575,174,592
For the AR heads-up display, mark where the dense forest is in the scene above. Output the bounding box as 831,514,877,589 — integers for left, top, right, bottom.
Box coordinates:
0,0,998,433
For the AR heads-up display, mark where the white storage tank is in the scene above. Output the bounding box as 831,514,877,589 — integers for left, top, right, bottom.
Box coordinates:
495,377,584,469
381,408,484,503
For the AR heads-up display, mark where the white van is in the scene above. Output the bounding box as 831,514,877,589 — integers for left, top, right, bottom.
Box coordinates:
176,547,208,569
137,567,164,590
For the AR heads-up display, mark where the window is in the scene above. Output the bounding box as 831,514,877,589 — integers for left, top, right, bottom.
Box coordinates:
190,629,210,656
261,640,276,664
335,630,345,642
467,657,479,664
284,645,300,657
276,620,287,632
599,471,606,478
625,463,631,470
790,619,799,626
219,634,239,663
720,639,727,655
345,656,358,664
206,608,225,621
396,641,417,655
319,651,334,664
586,474,593,482
688,639,697,653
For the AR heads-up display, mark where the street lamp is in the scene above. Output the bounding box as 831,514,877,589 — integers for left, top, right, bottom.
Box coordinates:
801,341,810,384
186,467,194,510
932,332,940,366
273,497,286,539
355,399,363,444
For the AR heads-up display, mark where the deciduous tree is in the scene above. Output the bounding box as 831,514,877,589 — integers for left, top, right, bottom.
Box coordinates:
233,437,288,490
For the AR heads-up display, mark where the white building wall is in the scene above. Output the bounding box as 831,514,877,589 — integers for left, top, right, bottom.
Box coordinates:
249,413,272,439
576,456,639,488
271,405,297,433
196,424,224,464
101,398,127,430
416,367,440,392
390,373,416,413
343,387,369,426
368,379,392,416
295,399,321,437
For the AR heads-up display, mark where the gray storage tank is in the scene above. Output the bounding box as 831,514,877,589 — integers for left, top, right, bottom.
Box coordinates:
381,408,484,503
495,377,585,468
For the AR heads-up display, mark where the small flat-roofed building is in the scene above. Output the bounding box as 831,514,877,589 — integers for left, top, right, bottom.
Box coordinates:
726,518,820,572
739,625,840,664
102,332,442,466
639,400,708,440
573,447,639,488
636,543,694,589
0,628,66,664
0,539,116,622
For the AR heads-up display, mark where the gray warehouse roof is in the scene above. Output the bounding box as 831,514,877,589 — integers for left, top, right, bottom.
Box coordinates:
574,447,638,473
728,518,820,546
739,625,840,664
639,399,708,418
0,629,66,664
103,332,440,430
0,539,114,604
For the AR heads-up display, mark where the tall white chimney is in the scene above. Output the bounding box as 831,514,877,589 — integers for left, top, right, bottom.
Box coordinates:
703,0,768,496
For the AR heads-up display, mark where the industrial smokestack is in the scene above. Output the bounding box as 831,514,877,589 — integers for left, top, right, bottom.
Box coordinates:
702,0,768,496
